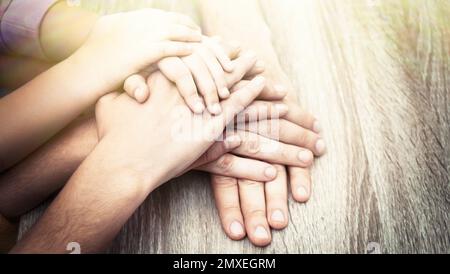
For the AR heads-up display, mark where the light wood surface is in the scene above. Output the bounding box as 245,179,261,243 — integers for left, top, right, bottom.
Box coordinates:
19,0,450,254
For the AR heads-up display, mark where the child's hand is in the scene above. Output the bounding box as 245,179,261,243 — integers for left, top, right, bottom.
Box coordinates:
123,38,262,114
71,9,202,97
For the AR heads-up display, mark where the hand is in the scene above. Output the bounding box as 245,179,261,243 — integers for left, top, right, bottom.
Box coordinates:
207,120,322,246
123,36,234,113
71,9,202,98
12,72,268,253
95,72,267,192
261,71,325,201
181,114,320,247
208,81,326,247
123,37,255,114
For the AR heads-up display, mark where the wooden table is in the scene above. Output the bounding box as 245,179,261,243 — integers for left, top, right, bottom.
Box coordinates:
19,0,450,254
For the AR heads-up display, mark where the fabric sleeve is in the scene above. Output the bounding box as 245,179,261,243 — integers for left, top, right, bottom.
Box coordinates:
0,0,59,59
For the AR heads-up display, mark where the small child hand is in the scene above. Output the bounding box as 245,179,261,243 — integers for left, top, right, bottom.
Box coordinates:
123,37,264,115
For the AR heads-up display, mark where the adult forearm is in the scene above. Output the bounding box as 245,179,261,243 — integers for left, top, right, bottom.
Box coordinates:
0,116,97,218
11,136,154,254
40,1,99,61
198,0,298,101
199,0,279,68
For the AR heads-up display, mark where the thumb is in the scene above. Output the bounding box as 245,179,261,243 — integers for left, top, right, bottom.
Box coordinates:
123,73,150,103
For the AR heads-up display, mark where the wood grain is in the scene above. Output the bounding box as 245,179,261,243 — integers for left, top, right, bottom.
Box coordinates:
19,0,450,253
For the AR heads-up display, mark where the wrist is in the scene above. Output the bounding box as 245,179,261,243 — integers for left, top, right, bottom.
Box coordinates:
40,1,99,61
90,134,169,197
62,45,112,101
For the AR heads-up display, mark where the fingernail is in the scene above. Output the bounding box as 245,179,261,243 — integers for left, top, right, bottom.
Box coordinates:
297,186,309,199
209,103,222,115
224,135,241,150
275,104,289,113
254,226,269,239
253,76,266,86
220,87,230,98
134,87,147,103
264,166,277,179
230,221,244,236
313,120,322,133
298,150,312,163
271,210,285,223
315,139,326,155
194,101,205,114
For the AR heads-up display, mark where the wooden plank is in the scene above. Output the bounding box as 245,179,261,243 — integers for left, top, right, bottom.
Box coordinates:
19,0,450,253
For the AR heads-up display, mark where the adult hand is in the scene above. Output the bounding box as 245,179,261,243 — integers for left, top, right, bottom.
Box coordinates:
95,72,267,192
13,71,270,253
209,77,326,246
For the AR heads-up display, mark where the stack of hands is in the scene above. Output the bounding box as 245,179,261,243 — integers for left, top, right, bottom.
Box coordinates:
6,9,326,252
91,9,326,247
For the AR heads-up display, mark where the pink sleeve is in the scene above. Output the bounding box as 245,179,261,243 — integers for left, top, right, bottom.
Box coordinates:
0,0,11,54
0,0,59,59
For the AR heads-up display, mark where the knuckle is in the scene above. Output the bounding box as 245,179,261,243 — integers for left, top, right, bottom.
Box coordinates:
239,179,262,188
204,145,222,163
216,154,235,172
174,70,192,82
203,150,215,164
221,204,241,213
279,145,291,159
243,137,260,154
243,208,266,219
214,176,237,187
299,130,315,146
